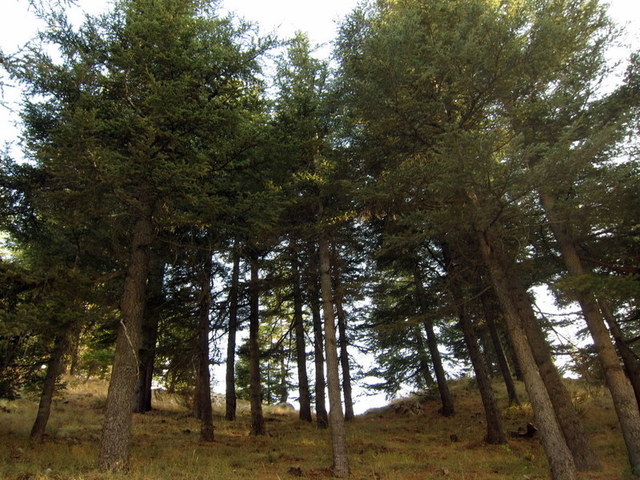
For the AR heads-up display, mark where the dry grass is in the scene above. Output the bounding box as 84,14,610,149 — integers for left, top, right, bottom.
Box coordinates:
0,377,634,480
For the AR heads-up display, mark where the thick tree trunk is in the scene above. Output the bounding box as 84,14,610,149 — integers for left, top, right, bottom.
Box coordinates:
310,269,329,429
414,268,455,416
196,249,214,442
335,284,355,422
599,301,640,409
319,234,349,477
98,214,154,472
291,239,313,422
514,284,601,471
225,252,240,421
443,243,505,444
30,333,70,443
249,254,265,436
540,189,640,474
134,252,164,413
480,286,520,406
472,214,600,471
476,225,577,480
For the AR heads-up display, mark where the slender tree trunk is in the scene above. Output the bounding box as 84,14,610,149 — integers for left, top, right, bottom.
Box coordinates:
310,269,329,429
456,300,506,444
540,189,640,474
30,332,70,443
504,330,524,381
319,234,349,477
193,370,203,420
480,286,520,406
477,327,499,377
291,239,313,422
98,214,154,472
279,353,288,404
196,249,214,442
414,268,455,416
475,224,577,480
414,327,434,387
249,253,265,436
335,284,355,421
443,243,505,444
600,301,640,409
134,252,164,413
67,327,81,376
225,252,240,421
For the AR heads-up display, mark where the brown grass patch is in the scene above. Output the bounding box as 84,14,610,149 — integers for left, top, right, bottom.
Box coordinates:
0,377,634,479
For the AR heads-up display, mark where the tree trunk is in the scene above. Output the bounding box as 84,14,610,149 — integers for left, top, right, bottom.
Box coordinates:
599,301,640,410
279,353,288,404
479,286,520,406
414,326,434,387
249,253,265,436
540,188,640,474
414,268,455,416
335,283,355,421
30,332,70,443
310,266,329,429
474,217,600,471
319,234,349,477
457,301,506,444
98,214,154,472
514,283,601,471
290,245,312,422
196,249,214,442
475,224,577,480
134,252,164,413
443,243,505,444
225,251,240,421
67,327,81,376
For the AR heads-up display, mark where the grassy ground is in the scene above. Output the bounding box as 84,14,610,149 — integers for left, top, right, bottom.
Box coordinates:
0,377,634,480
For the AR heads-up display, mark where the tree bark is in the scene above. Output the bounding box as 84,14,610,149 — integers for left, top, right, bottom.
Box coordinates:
443,243,505,444
291,239,313,422
540,188,640,474
310,267,329,429
457,300,506,444
98,214,154,472
225,251,240,421
414,268,455,416
514,283,601,471
475,224,577,480
67,327,81,376
248,253,265,436
134,252,164,413
319,234,349,477
335,283,355,421
414,326,434,387
479,286,520,406
196,248,214,442
599,301,640,410
30,332,70,443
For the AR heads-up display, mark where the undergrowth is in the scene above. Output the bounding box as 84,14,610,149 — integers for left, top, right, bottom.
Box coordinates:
0,378,633,480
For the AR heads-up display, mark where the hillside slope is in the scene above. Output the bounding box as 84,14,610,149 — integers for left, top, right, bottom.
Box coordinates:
0,378,632,479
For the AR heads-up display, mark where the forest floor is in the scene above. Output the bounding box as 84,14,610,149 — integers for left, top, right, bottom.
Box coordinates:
0,377,634,480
